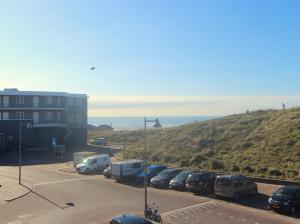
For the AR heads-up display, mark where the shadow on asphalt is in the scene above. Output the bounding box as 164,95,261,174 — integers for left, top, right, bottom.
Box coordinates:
191,192,300,219
20,184,76,210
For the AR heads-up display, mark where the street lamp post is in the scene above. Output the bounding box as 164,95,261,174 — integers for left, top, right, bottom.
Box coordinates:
144,117,161,218
19,120,33,185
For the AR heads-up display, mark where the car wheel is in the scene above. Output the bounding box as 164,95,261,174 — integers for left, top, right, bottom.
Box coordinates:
234,193,240,201
290,206,296,215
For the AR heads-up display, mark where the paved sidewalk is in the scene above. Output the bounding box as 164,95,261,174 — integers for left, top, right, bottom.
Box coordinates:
0,176,31,205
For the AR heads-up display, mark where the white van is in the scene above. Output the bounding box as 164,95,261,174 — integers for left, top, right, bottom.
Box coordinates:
111,160,144,181
76,154,111,173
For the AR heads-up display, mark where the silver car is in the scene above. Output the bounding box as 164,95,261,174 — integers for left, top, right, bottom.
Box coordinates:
214,174,257,201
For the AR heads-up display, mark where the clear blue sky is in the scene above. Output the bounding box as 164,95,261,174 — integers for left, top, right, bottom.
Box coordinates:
0,1,299,116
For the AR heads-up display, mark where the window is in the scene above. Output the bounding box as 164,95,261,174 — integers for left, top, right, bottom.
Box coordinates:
45,96,53,105
3,112,9,120
16,112,24,120
68,114,74,123
57,112,61,122
75,97,82,105
69,97,75,105
45,112,52,120
16,96,24,104
133,162,141,169
75,114,82,123
239,176,245,186
57,97,61,106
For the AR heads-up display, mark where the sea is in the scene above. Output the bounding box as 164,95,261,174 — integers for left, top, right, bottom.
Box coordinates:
88,116,218,130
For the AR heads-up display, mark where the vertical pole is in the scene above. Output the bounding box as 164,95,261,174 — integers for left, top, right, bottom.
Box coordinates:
123,144,125,160
144,117,147,218
19,120,22,185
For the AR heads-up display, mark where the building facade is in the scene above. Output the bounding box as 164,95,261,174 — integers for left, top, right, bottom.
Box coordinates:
0,88,87,151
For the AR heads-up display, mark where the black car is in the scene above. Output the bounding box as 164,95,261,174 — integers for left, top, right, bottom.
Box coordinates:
268,185,300,214
110,214,153,224
169,170,197,191
150,168,182,188
186,171,216,194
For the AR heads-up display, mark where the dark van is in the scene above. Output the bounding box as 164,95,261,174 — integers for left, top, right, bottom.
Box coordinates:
186,171,216,194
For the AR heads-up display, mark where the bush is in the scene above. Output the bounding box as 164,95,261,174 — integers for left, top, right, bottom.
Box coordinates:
243,165,255,173
190,153,207,166
211,160,224,170
180,159,190,167
269,169,284,176
231,165,240,172
258,167,268,174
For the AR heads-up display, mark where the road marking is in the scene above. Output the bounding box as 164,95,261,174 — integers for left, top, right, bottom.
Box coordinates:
17,214,32,219
33,177,97,186
6,220,22,224
162,200,215,219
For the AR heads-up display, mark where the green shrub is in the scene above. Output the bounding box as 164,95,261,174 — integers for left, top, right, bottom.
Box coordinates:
190,153,207,166
269,169,283,176
231,165,240,172
180,159,190,167
211,160,224,170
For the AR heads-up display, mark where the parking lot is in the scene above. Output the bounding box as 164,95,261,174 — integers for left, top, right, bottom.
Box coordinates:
0,160,299,224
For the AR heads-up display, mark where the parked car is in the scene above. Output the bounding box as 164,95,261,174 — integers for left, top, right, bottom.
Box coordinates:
76,154,110,173
169,170,197,191
136,165,168,185
103,166,111,178
268,185,300,214
111,160,144,181
150,168,182,188
186,171,216,194
91,137,108,145
214,174,257,201
110,214,153,224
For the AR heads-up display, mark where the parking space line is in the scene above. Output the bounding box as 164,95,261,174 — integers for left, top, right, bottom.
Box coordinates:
33,176,97,186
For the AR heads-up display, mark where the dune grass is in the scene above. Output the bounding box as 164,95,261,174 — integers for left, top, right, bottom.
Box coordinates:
88,108,300,181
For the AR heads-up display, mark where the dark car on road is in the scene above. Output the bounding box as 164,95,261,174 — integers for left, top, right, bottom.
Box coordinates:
91,137,108,145
136,165,168,185
268,185,300,214
169,170,197,191
110,214,153,224
186,171,216,194
150,168,182,188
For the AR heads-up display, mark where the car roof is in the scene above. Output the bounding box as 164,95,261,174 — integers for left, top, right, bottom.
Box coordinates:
113,159,144,165
148,164,166,169
112,214,153,223
282,185,300,190
190,171,214,175
216,174,241,178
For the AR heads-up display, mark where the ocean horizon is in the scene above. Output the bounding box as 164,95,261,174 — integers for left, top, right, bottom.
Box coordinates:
88,116,219,130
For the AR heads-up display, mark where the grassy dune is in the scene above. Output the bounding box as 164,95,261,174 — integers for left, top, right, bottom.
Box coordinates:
88,108,300,181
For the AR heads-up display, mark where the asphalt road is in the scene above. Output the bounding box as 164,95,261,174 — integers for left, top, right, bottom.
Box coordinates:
0,164,299,224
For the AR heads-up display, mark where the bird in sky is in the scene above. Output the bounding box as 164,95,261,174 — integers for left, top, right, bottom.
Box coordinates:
90,67,95,70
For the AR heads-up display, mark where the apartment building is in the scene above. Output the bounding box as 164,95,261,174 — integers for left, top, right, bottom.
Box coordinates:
0,88,87,151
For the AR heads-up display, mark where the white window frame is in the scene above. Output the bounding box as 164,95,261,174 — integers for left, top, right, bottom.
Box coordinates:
57,97,61,106
16,111,25,120
45,111,53,121
45,96,53,105
3,112,9,120
57,112,61,122
16,96,24,104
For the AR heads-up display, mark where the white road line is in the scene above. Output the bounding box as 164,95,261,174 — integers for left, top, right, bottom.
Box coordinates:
17,214,32,219
162,200,215,217
6,221,22,224
33,177,97,186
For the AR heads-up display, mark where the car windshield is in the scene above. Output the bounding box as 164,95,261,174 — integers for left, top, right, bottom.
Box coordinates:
82,158,93,165
188,173,205,181
158,169,177,176
216,177,231,186
275,187,297,197
175,171,191,179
